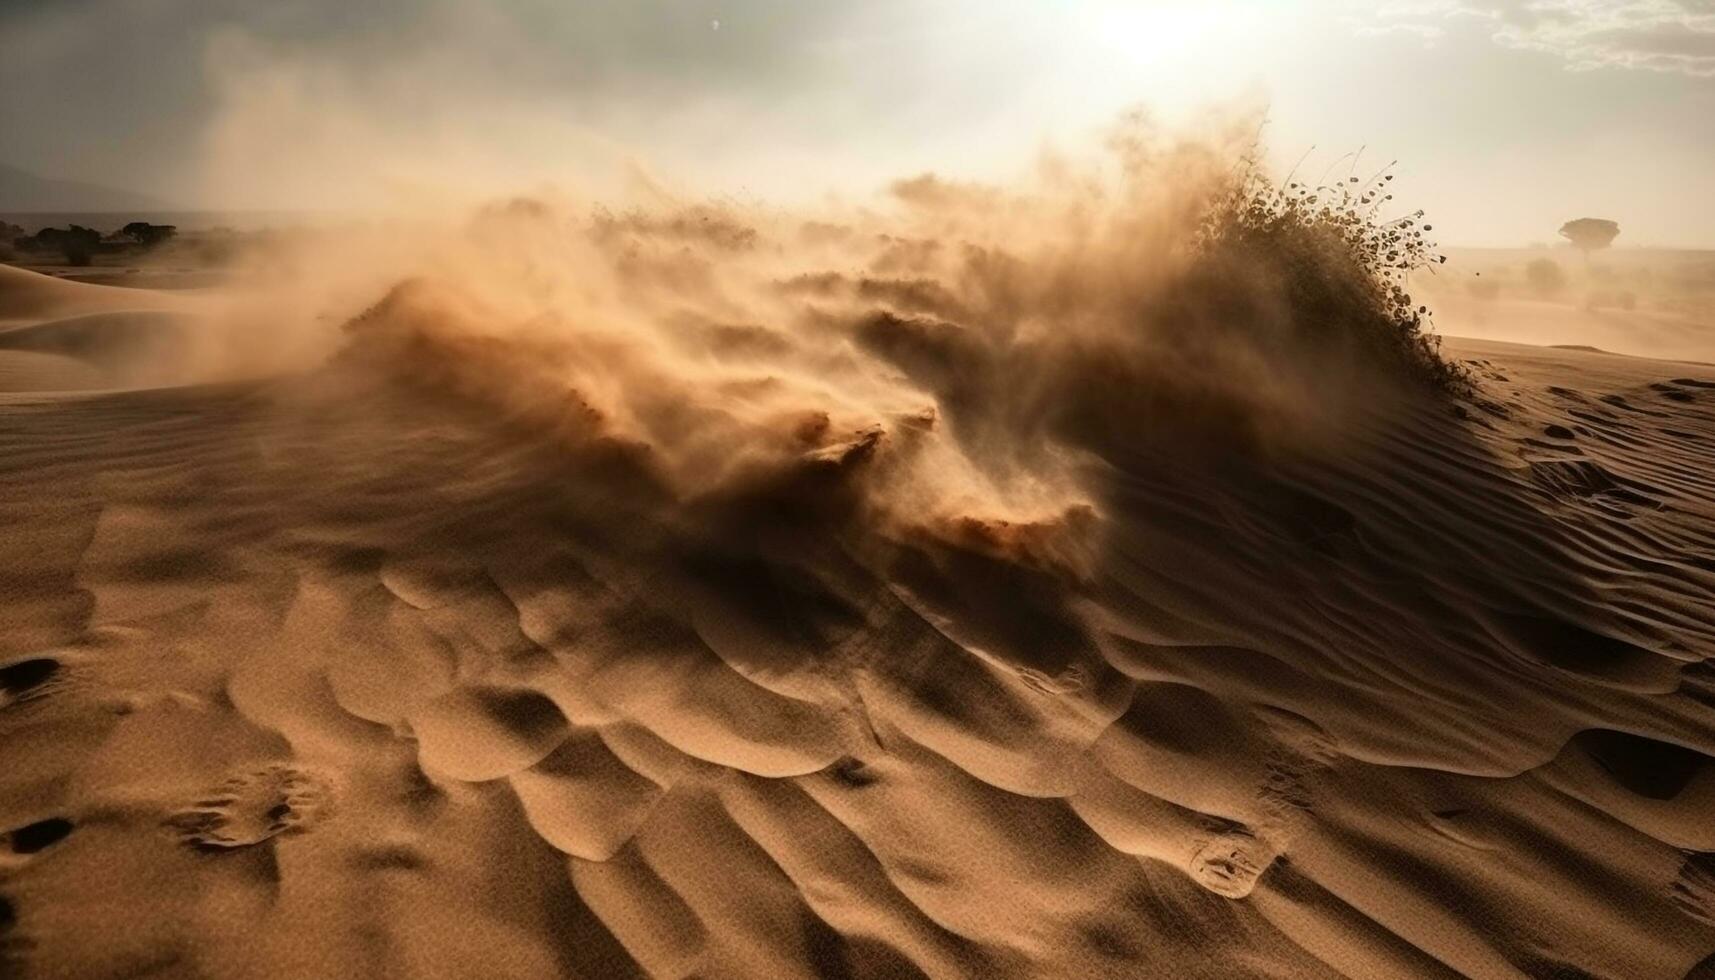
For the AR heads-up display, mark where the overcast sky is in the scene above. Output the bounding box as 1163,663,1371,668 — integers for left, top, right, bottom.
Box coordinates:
2,0,1711,245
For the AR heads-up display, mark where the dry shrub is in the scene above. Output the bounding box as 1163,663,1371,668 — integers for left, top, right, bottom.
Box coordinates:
1194,162,1466,392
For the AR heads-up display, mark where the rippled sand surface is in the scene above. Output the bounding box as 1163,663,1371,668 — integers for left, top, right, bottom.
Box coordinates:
2,262,1714,979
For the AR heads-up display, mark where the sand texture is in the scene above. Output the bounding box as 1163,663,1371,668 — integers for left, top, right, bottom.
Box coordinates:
1,257,1714,980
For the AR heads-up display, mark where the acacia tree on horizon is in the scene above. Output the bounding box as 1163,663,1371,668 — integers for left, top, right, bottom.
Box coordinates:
120,221,177,248
1559,217,1620,259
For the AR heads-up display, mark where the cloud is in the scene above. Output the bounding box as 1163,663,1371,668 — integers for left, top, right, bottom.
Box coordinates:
0,0,932,204
1351,20,1449,42
9,0,1147,208
1363,0,1715,76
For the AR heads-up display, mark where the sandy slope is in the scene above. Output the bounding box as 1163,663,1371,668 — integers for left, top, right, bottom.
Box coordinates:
2,273,1715,979
0,267,236,392
0,265,190,323
1431,293,1715,365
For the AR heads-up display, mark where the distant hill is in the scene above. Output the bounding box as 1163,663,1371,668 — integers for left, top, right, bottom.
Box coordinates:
0,163,174,212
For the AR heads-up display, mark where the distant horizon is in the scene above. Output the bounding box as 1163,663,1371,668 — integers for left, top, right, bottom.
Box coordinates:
2,152,1707,252
6,206,1713,253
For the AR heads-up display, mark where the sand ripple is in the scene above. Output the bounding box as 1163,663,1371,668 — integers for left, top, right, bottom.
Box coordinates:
0,318,1712,976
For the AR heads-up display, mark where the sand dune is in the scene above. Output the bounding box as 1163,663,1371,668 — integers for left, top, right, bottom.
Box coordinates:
1432,292,1715,366
0,266,216,393
1,156,1713,977
2,239,1714,977
0,265,188,323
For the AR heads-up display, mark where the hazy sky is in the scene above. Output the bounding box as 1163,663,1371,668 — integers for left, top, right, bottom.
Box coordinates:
2,0,1712,245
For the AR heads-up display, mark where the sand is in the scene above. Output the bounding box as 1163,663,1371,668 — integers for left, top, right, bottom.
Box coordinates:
1,256,1714,980
1427,293,1715,367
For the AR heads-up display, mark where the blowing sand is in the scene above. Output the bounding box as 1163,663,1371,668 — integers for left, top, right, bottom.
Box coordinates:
2,210,1715,980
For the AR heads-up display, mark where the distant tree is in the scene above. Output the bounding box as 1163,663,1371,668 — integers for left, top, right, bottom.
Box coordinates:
1526,257,1567,296
18,225,103,266
1559,218,1620,256
120,221,177,248
60,225,101,266
0,221,22,244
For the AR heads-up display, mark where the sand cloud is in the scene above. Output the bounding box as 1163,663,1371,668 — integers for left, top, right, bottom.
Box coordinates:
1366,0,1715,75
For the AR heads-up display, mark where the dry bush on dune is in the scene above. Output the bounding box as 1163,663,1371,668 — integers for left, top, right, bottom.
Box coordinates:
1196,163,1466,393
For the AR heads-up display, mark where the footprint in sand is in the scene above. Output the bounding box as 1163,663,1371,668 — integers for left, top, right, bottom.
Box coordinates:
0,657,62,709
164,764,330,850
1673,853,1715,925
1187,708,1338,900
1673,852,1715,925
1189,828,1275,899
1256,707,1339,813
0,818,75,870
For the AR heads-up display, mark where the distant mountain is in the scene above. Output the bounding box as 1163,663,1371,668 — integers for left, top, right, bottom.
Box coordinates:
0,162,174,212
